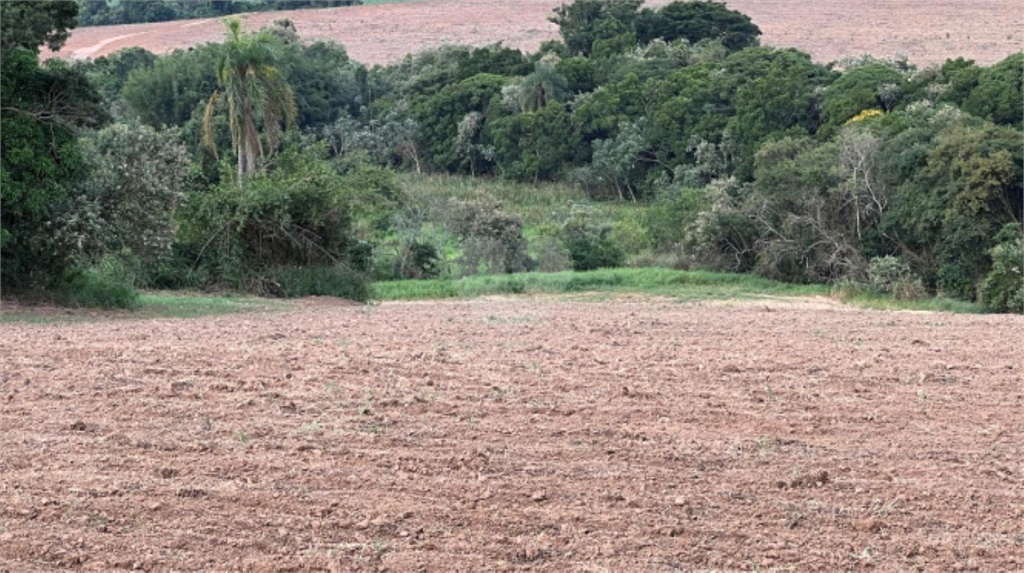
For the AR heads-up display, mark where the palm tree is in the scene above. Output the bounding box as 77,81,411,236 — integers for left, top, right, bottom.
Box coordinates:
516,59,568,112
203,18,296,181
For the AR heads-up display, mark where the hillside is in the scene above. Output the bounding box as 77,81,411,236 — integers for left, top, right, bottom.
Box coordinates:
47,0,1024,68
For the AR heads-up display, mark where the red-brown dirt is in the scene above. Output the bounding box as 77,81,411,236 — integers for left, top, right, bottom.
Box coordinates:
2,295,1022,572
47,0,1024,68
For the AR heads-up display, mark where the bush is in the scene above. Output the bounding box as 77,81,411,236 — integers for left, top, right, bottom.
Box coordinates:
497,276,526,294
60,123,190,265
565,235,625,271
57,254,140,309
445,194,531,275
559,204,624,271
642,186,707,251
979,225,1023,313
391,240,442,280
180,145,373,296
529,234,574,272
257,265,370,300
867,255,925,299
609,215,652,255
681,179,759,273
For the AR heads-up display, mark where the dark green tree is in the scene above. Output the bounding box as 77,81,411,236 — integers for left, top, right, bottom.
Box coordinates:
819,61,908,136
121,44,220,128
549,0,643,57
637,1,761,51
1,0,78,53
0,1,109,290
727,47,834,179
557,55,600,95
456,43,533,79
414,73,507,173
74,46,157,107
878,107,1022,298
933,57,981,107
277,40,362,128
487,101,578,184
961,52,1023,128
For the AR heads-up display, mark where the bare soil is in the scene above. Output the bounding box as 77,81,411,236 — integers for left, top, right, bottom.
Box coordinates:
47,0,1023,68
2,295,1022,572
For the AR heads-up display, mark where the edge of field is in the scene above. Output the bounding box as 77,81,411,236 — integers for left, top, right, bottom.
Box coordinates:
0,268,985,323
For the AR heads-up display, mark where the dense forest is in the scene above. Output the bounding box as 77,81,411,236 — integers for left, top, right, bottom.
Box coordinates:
2,0,1021,311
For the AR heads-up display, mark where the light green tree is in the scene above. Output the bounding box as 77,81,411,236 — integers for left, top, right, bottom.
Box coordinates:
203,19,296,181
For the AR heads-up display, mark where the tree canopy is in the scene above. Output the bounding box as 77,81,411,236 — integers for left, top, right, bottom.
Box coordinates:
1,0,78,53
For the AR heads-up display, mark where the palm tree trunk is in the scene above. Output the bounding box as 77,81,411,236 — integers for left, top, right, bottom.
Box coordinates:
237,142,245,179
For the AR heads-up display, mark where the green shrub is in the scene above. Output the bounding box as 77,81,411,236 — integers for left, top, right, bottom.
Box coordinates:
564,271,625,291
497,276,527,294
445,194,532,275
564,235,625,271
979,225,1023,313
559,204,624,271
935,223,991,301
258,265,370,300
642,186,708,250
867,255,925,299
610,215,652,255
376,239,443,281
400,240,442,279
57,254,140,309
529,234,574,272
627,249,686,269
140,244,210,290
180,145,374,295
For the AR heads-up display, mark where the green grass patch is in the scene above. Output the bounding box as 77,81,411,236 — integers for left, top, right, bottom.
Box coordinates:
835,291,987,313
374,267,991,313
136,291,296,318
1,291,295,323
373,267,831,301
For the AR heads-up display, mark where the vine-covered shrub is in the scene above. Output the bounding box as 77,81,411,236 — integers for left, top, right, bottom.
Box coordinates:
180,145,372,299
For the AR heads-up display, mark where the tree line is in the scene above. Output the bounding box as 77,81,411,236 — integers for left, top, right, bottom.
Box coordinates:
2,0,1021,311
76,1,361,27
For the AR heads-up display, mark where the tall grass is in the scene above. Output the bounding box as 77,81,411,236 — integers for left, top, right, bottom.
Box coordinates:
397,172,623,230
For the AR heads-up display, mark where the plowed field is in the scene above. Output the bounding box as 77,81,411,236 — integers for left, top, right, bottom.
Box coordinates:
2,295,1022,571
